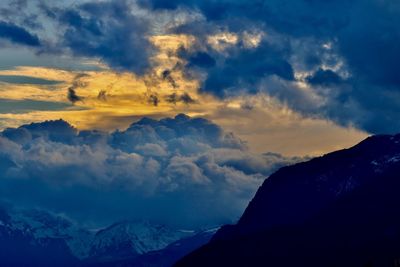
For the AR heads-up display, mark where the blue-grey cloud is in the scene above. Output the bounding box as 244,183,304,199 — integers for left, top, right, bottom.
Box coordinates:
0,20,40,46
142,0,400,134
202,43,294,98
0,99,74,114
0,115,299,228
0,75,63,85
306,69,345,87
0,0,41,30
3,0,400,133
185,52,216,69
39,0,154,75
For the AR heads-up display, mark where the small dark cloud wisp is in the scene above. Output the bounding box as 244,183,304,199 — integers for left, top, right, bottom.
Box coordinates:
165,92,196,105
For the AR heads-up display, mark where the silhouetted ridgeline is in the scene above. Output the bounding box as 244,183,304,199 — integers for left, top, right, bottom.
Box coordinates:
175,134,400,267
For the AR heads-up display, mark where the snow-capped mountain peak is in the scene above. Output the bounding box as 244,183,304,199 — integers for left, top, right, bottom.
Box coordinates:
88,220,194,260
5,208,93,259
0,207,207,263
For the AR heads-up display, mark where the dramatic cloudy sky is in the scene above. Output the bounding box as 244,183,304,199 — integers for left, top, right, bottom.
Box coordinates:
0,0,398,227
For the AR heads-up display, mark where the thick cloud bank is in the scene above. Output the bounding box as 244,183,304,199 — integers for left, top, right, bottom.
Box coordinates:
2,0,400,133
142,0,400,134
0,114,298,227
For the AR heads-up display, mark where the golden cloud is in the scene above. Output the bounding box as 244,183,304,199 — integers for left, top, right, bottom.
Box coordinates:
0,34,368,157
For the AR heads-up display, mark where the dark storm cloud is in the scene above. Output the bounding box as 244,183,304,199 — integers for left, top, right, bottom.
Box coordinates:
203,43,294,98
185,52,216,68
141,0,400,134
2,0,400,133
139,0,258,21
0,115,299,227
0,0,154,74
0,20,40,46
306,69,345,87
40,0,154,75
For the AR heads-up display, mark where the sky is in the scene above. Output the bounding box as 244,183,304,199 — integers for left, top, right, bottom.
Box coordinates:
0,0,398,228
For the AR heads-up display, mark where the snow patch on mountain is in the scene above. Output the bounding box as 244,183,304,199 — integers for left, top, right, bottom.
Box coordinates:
90,221,195,256
6,209,93,259
0,208,206,261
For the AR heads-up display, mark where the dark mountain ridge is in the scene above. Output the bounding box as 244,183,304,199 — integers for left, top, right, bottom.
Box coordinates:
175,134,400,267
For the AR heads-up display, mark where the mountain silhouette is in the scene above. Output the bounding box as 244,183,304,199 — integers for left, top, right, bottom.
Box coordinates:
175,134,400,267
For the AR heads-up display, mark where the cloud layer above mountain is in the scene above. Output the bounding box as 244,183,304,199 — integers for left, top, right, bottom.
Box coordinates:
0,115,299,227
6,0,398,133
164,0,400,133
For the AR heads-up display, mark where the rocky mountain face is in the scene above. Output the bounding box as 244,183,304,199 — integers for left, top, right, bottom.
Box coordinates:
0,207,216,267
175,134,400,267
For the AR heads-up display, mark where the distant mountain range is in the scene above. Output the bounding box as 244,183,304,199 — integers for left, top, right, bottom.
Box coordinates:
176,134,400,267
0,207,217,267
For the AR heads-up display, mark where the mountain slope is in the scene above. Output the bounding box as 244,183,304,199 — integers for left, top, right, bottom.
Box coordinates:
175,134,400,267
